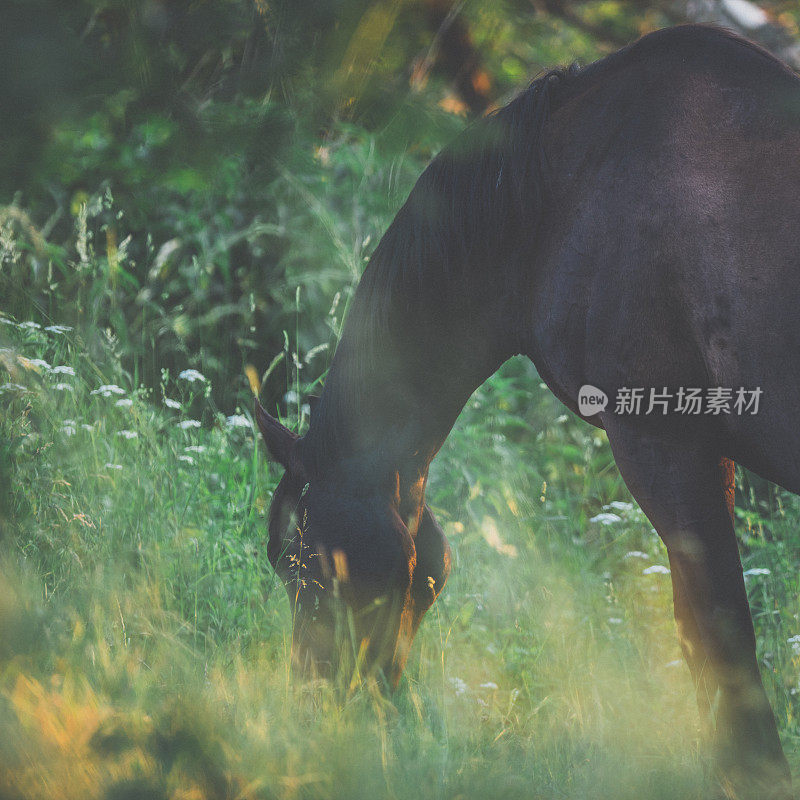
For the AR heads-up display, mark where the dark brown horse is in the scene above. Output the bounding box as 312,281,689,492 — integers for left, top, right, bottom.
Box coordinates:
256,25,799,798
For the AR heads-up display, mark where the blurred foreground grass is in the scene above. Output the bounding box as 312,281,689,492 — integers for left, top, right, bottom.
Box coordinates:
2,299,800,800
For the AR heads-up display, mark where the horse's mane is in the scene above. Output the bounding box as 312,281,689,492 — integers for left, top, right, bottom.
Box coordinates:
299,25,789,473
299,62,579,472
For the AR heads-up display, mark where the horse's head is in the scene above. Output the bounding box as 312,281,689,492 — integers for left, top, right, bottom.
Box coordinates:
255,399,451,687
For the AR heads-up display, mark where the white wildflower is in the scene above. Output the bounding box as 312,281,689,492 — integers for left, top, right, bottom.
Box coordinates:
226,414,250,429
449,676,468,696
590,512,622,526
284,390,299,404
51,365,76,376
61,425,76,437
743,568,771,577
178,419,201,429
18,321,41,330
104,463,123,470
115,398,133,408
164,397,181,409
91,384,126,397
81,423,94,432
788,635,800,655
624,551,649,560
0,383,27,393
608,617,623,625
24,358,51,371
643,565,670,575
45,325,73,334
178,369,206,383
479,682,499,690
605,501,634,512
54,383,74,392
178,455,195,465
185,445,206,453
117,430,138,439
0,317,16,326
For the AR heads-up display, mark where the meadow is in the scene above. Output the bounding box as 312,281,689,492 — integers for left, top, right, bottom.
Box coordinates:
2,207,800,799
4,3,800,797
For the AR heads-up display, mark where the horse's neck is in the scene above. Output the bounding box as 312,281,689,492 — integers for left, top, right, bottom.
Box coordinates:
303,290,513,513
302,110,533,497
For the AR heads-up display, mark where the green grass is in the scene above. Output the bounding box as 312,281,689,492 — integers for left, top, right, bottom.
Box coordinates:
2,303,800,800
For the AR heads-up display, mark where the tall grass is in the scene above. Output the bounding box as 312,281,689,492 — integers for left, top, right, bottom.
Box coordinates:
1,226,799,798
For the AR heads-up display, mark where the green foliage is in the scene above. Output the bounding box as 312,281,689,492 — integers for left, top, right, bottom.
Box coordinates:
2,296,800,797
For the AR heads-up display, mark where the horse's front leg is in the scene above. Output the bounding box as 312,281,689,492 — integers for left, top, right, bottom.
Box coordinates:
602,419,791,799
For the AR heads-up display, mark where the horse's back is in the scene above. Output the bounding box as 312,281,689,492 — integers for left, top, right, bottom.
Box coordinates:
528,25,800,490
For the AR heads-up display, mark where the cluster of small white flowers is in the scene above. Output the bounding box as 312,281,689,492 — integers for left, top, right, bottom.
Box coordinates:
589,512,622,526
788,635,800,656
105,463,123,471
21,357,51,371
91,384,126,397
54,383,74,392
60,422,77,436
185,445,206,453
226,414,250,429
164,397,181,409
178,369,206,383
117,430,138,439
605,501,634,512
178,454,195,465
479,682,498,690
608,617,623,625
597,500,648,525
743,567,771,577
449,676,468,696
643,564,670,575
623,550,649,560
115,398,133,408
14,358,82,384
0,317,73,334
178,419,201,430
0,382,27,394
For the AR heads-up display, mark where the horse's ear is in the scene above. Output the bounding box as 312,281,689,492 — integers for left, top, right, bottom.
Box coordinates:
307,394,320,416
255,398,301,474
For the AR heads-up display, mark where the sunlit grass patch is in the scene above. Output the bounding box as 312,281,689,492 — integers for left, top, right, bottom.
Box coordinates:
0,310,798,797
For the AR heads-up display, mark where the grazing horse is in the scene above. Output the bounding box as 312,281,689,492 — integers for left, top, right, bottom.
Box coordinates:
256,24,798,797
